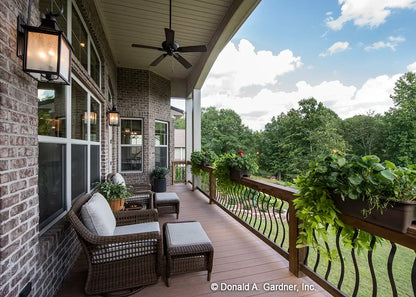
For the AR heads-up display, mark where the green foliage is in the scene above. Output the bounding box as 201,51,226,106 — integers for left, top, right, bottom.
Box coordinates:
174,116,185,129
259,98,346,181
151,167,168,179
201,107,258,155
95,182,132,201
213,152,259,194
190,151,217,176
294,151,416,260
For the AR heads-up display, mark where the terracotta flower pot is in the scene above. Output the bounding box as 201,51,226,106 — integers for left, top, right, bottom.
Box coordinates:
108,199,125,211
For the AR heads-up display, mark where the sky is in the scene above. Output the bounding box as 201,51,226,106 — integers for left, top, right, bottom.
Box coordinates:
172,0,416,131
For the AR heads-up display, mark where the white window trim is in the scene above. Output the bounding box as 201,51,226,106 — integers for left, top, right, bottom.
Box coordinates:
38,74,101,233
119,118,144,173
155,120,169,168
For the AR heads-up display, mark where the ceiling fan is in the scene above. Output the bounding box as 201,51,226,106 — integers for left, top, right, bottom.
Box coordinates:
131,0,207,69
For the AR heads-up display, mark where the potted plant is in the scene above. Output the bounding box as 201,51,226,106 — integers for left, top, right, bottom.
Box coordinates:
191,151,217,176
95,181,132,211
294,151,416,258
213,151,259,194
151,167,169,192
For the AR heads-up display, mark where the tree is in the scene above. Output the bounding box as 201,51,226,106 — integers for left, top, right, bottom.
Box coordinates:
174,116,185,129
383,72,416,165
201,107,256,155
260,98,345,180
341,113,385,157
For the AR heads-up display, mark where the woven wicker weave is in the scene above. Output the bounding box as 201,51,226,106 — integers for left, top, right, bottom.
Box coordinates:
67,192,162,295
163,221,213,287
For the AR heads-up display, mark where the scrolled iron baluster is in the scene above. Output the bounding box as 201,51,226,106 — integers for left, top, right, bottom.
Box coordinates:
324,224,332,281
257,192,266,232
313,230,320,273
247,188,255,225
412,250,416,296
304,246,309,266
235,184,244,218
387,241,398,297
351,229,360,297
241,186,250,221
272,198,280,244
336,226,344,290
368,236,377,297
279,200,286,247
262,194,271,235
252,190,261,229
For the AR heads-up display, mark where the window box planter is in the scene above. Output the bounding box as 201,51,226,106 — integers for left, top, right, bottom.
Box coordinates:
334,197,416,233
230,168,250,180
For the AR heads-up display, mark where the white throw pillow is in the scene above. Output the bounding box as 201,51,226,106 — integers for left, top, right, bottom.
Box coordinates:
81,192,116,236
112,173,126,186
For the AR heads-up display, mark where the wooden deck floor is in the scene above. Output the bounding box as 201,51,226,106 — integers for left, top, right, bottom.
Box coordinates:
57,184,330,297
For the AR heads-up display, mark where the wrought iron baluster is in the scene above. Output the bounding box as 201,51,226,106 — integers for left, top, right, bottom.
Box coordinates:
252,190,260,229
257,192,265,232
313,230,320,273
247,188,255,226
387,241,398,297
368,236,377,297
336,226,344,290
304,246,309,266
272,198,280,244
351,229,360,297
412,250,416,296
324,224,332,281
241,186,250,221
235,184,243,218
262,194,271,235
279,201,286,247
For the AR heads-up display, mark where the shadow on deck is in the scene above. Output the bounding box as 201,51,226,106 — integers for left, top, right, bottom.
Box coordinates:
57,184,330,297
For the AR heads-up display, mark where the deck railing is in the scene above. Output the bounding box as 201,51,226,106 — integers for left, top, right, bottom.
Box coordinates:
197,166,416,297
171,160,187,184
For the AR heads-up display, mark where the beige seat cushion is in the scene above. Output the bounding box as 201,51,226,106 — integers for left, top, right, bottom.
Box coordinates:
81,193,116,236
155,192,180,203
166,222,211,248
112,173,126,186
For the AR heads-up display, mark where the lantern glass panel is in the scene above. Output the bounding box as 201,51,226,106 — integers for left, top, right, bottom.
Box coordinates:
26,31,59,72
59,38,70,82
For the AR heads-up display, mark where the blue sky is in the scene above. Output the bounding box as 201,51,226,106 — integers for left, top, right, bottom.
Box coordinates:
173,0,416,130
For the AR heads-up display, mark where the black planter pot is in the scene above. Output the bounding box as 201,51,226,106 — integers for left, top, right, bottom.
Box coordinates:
334,197,416,233
153,178,167,193
230,168,250,181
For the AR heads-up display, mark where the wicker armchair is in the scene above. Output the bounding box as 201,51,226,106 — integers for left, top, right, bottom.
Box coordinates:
67,192,162,295
107,173,154,209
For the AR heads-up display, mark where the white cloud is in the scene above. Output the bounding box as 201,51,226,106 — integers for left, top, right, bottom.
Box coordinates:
364,36,405,51
326,11,333,16
200,40,400,131
319,41,350,57
326,0,416,30
407,61,416,72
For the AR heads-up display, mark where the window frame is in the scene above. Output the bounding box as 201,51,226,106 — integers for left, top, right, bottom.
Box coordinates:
119,118,144,173
155,120,169,168
37,74,101,234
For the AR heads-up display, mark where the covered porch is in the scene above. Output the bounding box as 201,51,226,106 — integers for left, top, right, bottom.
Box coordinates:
58,184,329,297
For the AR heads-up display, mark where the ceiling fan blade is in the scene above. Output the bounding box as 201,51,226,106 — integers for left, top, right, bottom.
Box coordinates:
150,54,168,66
132,44,164,51
165,28,175,46
177,45,207,53
173,53,192,69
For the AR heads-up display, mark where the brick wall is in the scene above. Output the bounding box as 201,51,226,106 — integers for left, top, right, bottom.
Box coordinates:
117,68,172,185
0,1,41,296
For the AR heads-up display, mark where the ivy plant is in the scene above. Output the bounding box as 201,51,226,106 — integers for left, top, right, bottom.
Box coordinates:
190,151,217,176
213,151,259,194
294,151,416,260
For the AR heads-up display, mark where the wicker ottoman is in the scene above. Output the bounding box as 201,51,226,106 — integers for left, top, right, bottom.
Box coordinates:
155,192,180,219
163,221,214,286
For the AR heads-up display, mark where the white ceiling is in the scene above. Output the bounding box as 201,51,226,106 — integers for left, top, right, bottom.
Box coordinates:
95,0,261,97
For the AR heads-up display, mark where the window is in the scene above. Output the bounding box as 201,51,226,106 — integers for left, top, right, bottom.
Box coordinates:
37,76,101,230
39,0,68,35
120,119,143,171
155,121,168,168
38,83,66,137
38,143,66,229
90,45,100,86
71,5,88,70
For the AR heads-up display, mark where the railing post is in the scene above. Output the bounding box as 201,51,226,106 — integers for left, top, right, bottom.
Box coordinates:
208,169,216,204
288,201,303,277
172,162,175,185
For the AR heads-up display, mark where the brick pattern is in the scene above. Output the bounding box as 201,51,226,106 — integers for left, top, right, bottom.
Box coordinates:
0,0,41,296
117,69,173,185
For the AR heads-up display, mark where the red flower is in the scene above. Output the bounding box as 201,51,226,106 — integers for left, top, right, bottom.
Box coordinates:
238,150,244,156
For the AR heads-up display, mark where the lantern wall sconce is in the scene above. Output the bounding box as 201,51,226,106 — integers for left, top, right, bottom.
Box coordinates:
17,7,72,85
108,105,120,127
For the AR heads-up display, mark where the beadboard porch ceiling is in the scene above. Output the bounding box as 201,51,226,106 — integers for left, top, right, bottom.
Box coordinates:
94,0,261,97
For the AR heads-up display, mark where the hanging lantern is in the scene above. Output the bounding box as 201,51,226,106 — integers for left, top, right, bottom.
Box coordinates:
108,105,120,126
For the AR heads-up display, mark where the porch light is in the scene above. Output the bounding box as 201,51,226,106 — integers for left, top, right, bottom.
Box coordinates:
108,105,120,126
17,12,72,85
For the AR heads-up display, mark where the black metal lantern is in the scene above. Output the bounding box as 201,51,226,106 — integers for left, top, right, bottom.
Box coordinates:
108,105,120,126
17,11,72,85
